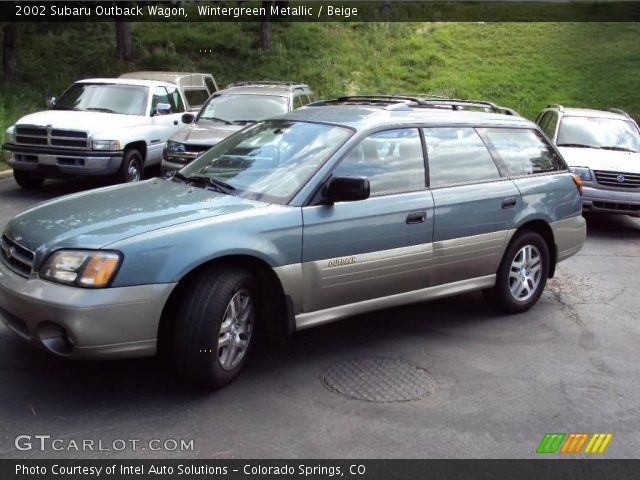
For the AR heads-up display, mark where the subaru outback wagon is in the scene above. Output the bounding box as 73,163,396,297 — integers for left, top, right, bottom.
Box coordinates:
0,96,586,387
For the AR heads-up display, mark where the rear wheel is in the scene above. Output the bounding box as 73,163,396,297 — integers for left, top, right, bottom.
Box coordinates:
483,231,550,314
173,267,257,388
13,170,45,189
116,149,143,184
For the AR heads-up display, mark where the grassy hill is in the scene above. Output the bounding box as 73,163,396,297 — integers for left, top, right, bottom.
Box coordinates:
2,21,639,169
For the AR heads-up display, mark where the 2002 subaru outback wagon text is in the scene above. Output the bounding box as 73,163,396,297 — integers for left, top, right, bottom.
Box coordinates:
0,96,586,388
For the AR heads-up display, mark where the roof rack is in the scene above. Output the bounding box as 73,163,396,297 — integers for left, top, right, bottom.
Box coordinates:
309,95,519,115
609,108,632,119
226,80,308,90
546,104,565,112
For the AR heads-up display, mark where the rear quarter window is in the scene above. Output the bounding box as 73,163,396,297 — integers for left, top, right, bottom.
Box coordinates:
478,128,565,176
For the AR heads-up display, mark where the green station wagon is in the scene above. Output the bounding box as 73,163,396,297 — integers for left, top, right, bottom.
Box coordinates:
0,96,586,387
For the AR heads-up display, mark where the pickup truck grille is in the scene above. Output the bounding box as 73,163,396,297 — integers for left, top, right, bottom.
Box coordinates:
0,235,35,278
594,170,640,189
15,125,89,149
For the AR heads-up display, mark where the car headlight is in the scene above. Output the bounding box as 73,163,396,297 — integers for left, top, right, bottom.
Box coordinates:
40,250,122,288
5,127,16,145
165,141,186,153
569,167,593,182
92,140,121,151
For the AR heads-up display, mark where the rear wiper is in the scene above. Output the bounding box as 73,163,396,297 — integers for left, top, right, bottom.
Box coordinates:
85,107,115,113
557,143,595,149
600,146,637,152
187,175,236,195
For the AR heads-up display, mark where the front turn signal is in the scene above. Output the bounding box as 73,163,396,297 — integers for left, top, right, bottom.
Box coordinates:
572,174,583,195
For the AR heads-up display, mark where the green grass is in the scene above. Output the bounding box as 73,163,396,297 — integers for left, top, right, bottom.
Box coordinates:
1,21,639,153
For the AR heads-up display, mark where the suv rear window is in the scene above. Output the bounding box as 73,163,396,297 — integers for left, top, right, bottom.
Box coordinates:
478,128,565,176
423,127,500,187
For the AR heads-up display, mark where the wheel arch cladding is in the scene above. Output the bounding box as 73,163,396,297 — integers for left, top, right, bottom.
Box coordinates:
514,219,557,278
157,254,288,356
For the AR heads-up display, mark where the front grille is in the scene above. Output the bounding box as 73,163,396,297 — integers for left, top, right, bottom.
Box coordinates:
594,170,640,189
0,235,35,277
14,125,89,150
592,201,640,213
184,144,210,154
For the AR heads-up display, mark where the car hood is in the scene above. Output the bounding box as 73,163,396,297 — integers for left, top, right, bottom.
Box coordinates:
170,121,243,145
4,179,267,259
14,110,145,133
559,147,640,173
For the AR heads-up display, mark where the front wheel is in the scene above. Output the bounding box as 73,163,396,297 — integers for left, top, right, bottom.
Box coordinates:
483,231,550,314
116,149,143,184
173,267,258,388
13,170,45,189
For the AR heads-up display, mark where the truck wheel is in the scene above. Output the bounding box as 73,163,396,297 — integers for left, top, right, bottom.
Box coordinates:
116,149,143,183
173,266,258,388
483,231,550,314
13,170,45,189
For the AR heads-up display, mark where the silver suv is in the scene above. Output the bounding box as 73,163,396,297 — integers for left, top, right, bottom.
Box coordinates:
162,81,313,172
536,105,640,217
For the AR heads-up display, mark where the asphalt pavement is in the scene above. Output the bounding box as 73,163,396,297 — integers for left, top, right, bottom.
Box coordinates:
0,175,639,459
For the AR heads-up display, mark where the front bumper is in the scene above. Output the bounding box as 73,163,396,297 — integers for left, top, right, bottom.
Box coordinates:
582,185,640,216
3,143,124,177
0,260,176,359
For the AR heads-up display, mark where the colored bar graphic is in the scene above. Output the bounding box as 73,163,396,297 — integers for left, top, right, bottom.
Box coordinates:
538,432,613,454
537,433,566,453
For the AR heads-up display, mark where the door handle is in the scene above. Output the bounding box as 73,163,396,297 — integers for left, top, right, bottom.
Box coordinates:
501,197,517,209
406,211,427,224
174,120,178,125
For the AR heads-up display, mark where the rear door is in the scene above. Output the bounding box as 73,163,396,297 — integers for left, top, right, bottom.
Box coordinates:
424,127,521,286
301,128,435,312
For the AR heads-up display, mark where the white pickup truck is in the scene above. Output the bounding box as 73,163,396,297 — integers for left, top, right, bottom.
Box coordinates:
3,77,198,189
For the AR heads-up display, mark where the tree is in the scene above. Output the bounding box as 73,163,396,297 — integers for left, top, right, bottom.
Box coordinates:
115,20,132,61
2,22,18,82
260,0,273,50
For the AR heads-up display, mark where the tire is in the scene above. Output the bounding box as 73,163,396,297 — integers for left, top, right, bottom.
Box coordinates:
173,267,258,388
116,149,143,184
483,231,550,314
13,170,45,189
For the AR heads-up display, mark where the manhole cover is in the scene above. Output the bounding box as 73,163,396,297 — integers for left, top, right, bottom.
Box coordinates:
320,357,436,403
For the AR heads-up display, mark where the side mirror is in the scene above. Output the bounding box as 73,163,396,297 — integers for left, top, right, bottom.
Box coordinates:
152,103,172,116
326,176,370,203
46,96,56,108
181,113,195,124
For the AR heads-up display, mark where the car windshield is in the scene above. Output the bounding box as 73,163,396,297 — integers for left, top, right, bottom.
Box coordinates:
198,94,289,123
54,83,148,116
178,120,352,204
557,116,640,152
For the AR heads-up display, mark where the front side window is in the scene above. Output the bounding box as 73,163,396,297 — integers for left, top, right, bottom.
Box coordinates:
479,128,565,176
423,127,500,187
180,120,352,204
151,86,171,112
54,83,147,116
333,129,425,196
557,116,640,152
198,94,289,124
543,112,558,139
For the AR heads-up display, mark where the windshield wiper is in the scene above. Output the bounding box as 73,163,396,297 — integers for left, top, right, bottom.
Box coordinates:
600,146,637,152
170,171,190,183
84,107,116,113
232,120,257,125
201,117,233,125
186,175,236,195
557,143,596,149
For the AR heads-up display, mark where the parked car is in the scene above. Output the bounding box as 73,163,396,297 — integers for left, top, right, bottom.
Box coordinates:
162,81,313,173
119,71,218,111
536,105,640,216
3,77,193,188
0,96,585,388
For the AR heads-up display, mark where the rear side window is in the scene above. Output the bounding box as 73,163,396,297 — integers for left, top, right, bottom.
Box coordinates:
165,85,185,113
204,77,217,94
479,128,564,176
423,127,500,187
334,128,425,196
184,89,210,108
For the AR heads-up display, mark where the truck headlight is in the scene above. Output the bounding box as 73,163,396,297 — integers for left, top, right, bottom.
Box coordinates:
569,167,593,182
5,127,16,145
165,141,186,153
92,140,121,151
40,250,122,288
